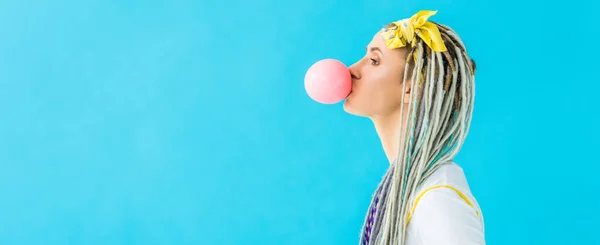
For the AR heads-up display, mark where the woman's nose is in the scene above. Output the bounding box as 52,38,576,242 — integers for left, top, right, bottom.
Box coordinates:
348,62,361,80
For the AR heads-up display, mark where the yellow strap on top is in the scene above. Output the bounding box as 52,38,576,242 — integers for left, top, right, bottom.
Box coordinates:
405,184,481,225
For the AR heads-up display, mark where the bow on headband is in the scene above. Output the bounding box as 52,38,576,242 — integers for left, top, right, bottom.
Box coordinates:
381,10,447,52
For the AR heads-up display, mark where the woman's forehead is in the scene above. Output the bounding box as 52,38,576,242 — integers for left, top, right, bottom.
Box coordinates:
368,32,386,49
366,31,408,63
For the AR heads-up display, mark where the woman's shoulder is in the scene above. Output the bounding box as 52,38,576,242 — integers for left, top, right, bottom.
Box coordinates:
413,162,482,215
405,162,486,245
414,162,477,198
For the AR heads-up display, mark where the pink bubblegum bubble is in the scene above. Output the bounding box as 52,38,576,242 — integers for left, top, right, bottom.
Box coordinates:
304,59,351,104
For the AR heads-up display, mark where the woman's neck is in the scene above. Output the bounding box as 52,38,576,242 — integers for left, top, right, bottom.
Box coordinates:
371,105,408,164
371,108,406,165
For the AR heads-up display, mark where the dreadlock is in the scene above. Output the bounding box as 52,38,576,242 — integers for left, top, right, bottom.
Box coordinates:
359,22,476,245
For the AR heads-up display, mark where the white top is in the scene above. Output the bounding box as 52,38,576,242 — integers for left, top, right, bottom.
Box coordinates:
405,163,486,245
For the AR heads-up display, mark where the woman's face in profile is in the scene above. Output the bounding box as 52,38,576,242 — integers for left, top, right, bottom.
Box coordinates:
344,31,411,118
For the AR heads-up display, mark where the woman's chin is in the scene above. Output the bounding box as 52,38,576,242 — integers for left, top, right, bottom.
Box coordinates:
343,95,359,115
342,97,351,111
343,95,370,117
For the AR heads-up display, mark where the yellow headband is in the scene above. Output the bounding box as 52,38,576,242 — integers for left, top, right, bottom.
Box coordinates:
381,10,447,52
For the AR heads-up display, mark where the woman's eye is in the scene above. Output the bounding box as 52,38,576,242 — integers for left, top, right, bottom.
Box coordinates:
370,58,379,65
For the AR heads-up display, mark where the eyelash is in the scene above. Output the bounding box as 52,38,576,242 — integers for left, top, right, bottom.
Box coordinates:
370,58,379,65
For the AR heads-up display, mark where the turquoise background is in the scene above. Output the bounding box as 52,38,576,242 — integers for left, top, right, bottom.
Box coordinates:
1,0,598,244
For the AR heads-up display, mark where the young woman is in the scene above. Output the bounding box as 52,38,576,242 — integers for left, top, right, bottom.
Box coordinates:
343,10,485,245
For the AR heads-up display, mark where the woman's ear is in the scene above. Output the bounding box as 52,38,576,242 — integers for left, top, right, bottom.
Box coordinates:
403,67,413,104
404,86,412,104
